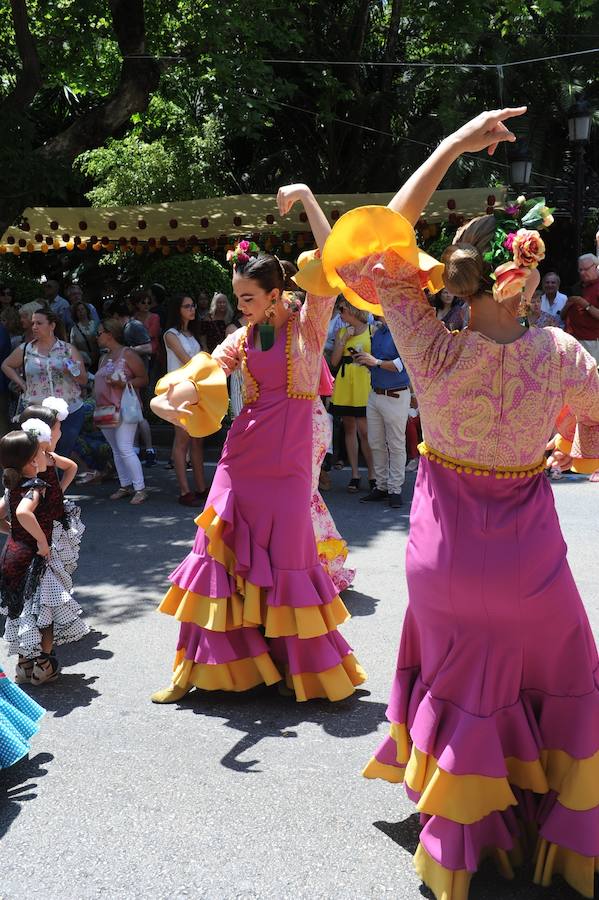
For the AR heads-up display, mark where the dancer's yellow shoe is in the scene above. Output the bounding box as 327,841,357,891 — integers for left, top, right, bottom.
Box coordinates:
150,684,192,704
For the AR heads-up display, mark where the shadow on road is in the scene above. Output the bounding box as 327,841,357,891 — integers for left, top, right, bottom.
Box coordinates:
374,814,588,899
58,629,113,666
0,752,53,840
342,588,381,617
20,673,101,718
168,686,388,773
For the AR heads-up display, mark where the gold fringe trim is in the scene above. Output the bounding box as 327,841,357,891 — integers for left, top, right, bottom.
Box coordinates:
285,316,317,399
418,441,547,479
240,324,260,405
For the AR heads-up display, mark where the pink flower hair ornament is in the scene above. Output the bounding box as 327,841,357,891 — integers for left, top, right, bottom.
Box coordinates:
226,240,260,268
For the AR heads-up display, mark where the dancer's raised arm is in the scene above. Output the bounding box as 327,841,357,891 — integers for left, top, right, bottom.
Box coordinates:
387,108,526,225
277,184,331,250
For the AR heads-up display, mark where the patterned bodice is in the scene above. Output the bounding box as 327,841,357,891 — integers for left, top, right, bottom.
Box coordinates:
212,292,335,405
7,476,61,547
339,252,599,468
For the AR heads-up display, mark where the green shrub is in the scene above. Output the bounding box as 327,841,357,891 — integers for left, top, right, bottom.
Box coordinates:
0,257,43,304
144,252,231,299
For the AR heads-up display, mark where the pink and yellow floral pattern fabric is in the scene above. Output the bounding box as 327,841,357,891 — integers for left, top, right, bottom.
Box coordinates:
338,252,599,469
311,399,355,593
212,292,335,403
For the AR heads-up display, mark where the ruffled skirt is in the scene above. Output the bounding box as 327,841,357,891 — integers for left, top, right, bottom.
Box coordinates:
311,398,355,593
2,503,88,658
0,668,44,768
159,485,366,701
363,458,599,899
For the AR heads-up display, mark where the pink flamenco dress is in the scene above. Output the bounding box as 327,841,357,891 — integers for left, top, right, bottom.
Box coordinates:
153,288,366,702
311,360,355,593
298,207,599,899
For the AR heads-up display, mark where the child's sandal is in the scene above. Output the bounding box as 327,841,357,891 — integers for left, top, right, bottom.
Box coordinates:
30,652,60,685
15,658,35,684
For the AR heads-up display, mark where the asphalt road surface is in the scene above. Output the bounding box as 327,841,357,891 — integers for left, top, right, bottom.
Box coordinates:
1,461,597,900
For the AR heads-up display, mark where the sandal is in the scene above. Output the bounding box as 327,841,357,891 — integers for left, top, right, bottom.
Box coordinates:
333,460,345,470
15,658,34,684
110,486,133,500
30,652,60,685
347,477,361,493
130,490,148,505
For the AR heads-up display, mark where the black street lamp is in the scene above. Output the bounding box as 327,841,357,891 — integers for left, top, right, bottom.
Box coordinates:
567,99,593,259
508,139,533,188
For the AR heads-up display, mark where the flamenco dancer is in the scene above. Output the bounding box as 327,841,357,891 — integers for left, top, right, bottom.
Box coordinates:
0,404,88,684
0,435,45,766
150,184,365,704
296,108,599,898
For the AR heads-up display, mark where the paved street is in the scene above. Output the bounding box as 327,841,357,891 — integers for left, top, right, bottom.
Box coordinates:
1,461,597,900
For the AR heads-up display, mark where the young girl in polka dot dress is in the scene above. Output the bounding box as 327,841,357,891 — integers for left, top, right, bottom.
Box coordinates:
0,432,45,766
0,400,88,685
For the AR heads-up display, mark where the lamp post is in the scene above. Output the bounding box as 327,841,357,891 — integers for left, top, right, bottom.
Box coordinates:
567,99,592,260
508,140,533,189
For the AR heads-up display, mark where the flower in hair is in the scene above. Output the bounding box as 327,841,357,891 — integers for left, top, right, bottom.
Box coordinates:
21,418,52,443
511,229,545,269
226,240,260,268
42,396,69,421
492,261,528,302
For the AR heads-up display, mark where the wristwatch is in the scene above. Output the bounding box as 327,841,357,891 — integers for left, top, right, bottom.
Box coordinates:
585,305,592,313
375,359,382,367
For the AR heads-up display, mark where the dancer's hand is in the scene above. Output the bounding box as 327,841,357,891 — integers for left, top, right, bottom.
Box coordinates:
37,538,50,558
150,381,198,430
277,184,312,216
546,435,573,472
446,108,527,157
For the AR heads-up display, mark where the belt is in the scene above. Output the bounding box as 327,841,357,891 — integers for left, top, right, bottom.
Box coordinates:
339,355,354,377
373,386,409,397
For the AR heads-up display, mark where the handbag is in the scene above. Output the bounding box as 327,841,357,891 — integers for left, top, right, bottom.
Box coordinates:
121,383,143,424
93,404,120,428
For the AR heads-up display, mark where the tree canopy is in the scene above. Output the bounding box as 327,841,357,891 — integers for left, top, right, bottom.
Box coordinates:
1,0,598,234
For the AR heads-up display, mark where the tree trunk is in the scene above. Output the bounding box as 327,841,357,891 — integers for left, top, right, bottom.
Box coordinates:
0,0,163,234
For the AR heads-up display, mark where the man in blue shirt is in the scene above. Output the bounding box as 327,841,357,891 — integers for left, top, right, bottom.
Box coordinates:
355,320,411,508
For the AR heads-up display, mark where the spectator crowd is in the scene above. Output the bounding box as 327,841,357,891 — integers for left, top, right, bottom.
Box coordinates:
1,229,599,508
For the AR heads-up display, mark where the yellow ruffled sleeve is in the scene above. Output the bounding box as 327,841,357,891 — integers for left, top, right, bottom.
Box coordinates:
294,206,445,315
154,352,229,438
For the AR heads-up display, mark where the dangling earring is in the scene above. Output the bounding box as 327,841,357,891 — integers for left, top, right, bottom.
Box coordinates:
259,295,277,351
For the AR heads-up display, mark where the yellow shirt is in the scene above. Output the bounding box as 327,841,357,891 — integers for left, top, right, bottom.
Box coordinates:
331,327,372,409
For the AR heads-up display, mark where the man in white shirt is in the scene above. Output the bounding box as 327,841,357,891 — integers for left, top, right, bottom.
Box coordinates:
540,272,567,327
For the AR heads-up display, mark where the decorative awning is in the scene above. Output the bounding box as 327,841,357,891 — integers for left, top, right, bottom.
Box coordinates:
0,187,507,255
